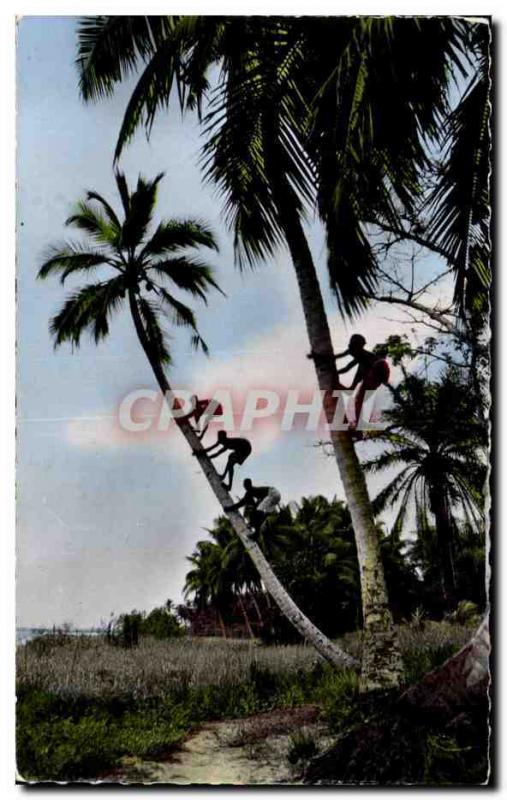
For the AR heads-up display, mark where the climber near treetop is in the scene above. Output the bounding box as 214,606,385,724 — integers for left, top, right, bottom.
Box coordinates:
308,334,390,433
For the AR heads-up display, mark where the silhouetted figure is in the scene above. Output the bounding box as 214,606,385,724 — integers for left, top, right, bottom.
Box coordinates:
201,431,252,490
225,479,281,537
308,335,390,436
335,334,390,434
183,395,223,439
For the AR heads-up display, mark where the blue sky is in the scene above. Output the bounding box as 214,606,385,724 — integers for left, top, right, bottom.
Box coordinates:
16,16,450,628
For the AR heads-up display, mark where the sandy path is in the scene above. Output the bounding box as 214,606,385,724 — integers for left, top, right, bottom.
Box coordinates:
106,705,333,785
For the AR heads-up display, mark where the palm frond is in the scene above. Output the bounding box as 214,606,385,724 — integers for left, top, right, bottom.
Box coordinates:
307,17,466,314
38,243,110,283
85,190,122,229
361,447,421,474
113,37,187,162
66,200,120,246
156,287,209,355
121,173,164,249
115,171,131,218
77,16,173,101
49,277,126,347
142,219,218,258
371,465,417,515
149,257,223,301
201,20,316,268
425,25,491,314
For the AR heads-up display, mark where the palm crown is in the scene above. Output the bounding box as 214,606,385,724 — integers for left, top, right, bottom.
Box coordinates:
362,369,486,536
38,171,222,363
76,16,471,316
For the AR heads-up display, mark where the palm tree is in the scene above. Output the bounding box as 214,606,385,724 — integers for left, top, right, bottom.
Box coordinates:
184,539,232,638
39,171,355,669
425,23,490,318
361,369,487,609
74,14,464,691
274,496,362,637
185,520,261,639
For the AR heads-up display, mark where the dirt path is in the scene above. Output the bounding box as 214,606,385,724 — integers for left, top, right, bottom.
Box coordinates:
106,705,334,785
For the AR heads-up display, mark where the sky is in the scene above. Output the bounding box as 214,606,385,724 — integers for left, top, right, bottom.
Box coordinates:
16,16,451,629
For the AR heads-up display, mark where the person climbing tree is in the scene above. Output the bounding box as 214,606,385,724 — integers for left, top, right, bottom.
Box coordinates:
336,335,390,430
183,395,223,439
225,479,281,537
198,431,252,490
310,334,390,435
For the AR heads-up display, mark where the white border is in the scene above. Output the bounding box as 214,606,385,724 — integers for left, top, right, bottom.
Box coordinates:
1,3,504,797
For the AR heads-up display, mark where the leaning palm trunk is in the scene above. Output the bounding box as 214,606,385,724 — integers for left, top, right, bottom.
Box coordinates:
273,188,404,691
400,614,490,716
127,289,356,669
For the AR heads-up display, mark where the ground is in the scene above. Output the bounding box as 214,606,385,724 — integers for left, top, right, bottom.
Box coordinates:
103,706,333,785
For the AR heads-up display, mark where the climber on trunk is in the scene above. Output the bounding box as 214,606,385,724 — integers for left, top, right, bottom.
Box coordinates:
335,335,390,431
182,395,224,439
310,334,390,436
199,431,252,490
225,478,281,538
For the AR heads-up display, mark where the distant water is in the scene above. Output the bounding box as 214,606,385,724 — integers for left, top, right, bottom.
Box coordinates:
16,628,101,645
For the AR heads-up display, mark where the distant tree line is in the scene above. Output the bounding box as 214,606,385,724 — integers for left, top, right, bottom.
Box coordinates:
107,600,183,647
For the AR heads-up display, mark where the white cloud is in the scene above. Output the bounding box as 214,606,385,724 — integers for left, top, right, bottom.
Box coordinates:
64,293,443,459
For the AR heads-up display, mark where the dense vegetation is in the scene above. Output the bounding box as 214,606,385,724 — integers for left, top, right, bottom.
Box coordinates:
17,623,479,782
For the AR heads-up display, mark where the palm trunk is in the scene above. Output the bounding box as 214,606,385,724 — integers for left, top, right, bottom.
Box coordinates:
273,191,404,692
303,616,490,784
127,288,356,669
430,487,457,609
400,614,490,716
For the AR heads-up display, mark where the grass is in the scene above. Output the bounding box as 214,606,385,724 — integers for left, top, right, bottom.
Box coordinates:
16,622,476,782
287,729,319,765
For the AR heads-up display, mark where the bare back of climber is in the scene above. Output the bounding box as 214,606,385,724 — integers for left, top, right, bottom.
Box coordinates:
225,479,281,537
199,431,252,490
336,334,390,432
309,334,390,435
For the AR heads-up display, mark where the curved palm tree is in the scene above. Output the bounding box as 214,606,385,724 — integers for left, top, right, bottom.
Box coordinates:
361,369,487,608
39,171,355,669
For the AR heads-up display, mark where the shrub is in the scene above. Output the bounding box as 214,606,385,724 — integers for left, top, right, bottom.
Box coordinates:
287,729,319,765
317,668,359,730
445,600,480,627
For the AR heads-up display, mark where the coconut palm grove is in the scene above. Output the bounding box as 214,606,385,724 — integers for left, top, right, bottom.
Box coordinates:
16,15,491,785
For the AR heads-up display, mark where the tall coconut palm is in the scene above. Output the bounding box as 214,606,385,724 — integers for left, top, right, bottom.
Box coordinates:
361,369,487,608
74,14,464,690
39,171,356,669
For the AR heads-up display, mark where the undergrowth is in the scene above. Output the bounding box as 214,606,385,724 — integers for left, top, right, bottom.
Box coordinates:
16,623,478,782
